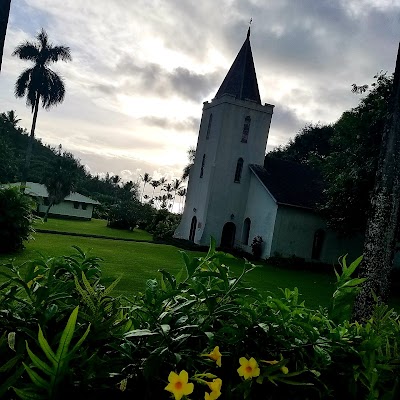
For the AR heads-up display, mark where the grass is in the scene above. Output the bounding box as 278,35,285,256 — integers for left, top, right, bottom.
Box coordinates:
1,232,336,308
34,217,153,241
1,218,399,310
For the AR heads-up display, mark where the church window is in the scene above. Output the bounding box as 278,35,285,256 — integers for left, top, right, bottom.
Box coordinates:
241,116,251,143
234,158,244,183
200,154,206,178
242,218,251,245
206,114,213,139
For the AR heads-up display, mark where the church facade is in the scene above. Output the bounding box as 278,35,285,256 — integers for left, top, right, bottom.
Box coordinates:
174,29,363,265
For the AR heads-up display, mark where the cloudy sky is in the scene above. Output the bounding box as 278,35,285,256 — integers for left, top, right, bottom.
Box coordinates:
1,0,399,185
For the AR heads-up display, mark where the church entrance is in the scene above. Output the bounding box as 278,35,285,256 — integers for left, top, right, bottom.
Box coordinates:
189,216,197,242
220,222,236,248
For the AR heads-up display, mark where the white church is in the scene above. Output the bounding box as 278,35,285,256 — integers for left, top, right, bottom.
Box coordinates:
174,29,362,264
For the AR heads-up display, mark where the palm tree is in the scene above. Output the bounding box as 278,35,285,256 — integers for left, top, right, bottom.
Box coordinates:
140,172,152,202
172,178,183,211
182,147,196,180
177,188,187,213
13,28,72,187
2,110,21,127
150,179,160,197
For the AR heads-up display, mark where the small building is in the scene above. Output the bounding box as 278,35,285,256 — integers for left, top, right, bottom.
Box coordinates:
174,28,364,264
12,182,100,220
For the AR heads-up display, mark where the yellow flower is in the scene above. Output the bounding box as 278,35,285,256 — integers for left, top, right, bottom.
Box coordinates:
237,357,260,380
165,370,194,400
281,366,289,374
205,391,220,400
202,346,222,367
206,378,222,399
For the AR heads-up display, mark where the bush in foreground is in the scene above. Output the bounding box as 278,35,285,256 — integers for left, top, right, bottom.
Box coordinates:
0,241,399,399
0,186,36,253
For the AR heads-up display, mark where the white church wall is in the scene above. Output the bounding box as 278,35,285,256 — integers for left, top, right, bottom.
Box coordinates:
238,173,278,257
270,206,363,264
174,95,273,246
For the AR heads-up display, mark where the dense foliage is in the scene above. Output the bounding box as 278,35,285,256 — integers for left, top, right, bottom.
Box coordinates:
0,242,398,399
0,186,36,253
267,74,393,236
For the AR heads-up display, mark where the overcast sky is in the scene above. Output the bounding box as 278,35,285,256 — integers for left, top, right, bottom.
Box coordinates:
1,0,399,185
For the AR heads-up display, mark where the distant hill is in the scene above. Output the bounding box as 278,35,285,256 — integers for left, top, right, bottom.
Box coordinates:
0,111,138,204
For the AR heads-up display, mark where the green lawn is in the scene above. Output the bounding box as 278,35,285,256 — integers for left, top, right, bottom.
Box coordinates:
34,217,153,241
1,221,399,310
0,231,337,308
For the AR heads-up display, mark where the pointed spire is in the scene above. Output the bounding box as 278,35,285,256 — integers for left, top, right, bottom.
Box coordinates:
215,27,261,104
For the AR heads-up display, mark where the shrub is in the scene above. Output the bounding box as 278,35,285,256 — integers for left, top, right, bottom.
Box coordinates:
0,186,36,253
251,235,263,259
0,241,399,399
146,209,180,240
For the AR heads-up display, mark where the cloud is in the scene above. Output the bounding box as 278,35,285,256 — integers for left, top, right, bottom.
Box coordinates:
2,0,399,184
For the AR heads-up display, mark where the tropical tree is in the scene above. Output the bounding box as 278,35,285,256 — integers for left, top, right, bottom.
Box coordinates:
140,172,151,202
353,48,400,320
182,147,196,180
172,178,183,210
150,179,160,199
177,188,187,213
12,28,72,187
42,149,79,222
1,110,21,128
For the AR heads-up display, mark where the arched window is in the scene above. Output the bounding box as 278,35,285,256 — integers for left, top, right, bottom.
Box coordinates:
206,114,213,139
234,158,244,183
200,154,206,178
241,116,251,143
242,218,251,245
189,216,197,242
312,229,325,260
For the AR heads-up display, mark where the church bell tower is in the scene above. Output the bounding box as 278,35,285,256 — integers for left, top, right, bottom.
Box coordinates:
174,28,274,247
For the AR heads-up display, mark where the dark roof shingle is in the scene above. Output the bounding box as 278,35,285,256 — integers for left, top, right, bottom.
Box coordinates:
214,28,261,104
250,158,323,209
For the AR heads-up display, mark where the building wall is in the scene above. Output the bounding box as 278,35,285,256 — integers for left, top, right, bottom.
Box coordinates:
174,94,273,246
38,200,94,220
271,205,363,264
238,173,278,257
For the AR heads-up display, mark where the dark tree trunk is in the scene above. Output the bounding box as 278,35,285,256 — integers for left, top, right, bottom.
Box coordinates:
20,92,40,190
44,202,53,222
0,0,11,73
353,43,400,321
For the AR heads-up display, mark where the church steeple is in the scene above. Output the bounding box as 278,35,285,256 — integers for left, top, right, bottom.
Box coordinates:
215,28,261,104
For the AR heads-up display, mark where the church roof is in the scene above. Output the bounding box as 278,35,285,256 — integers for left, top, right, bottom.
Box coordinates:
250,158,323,209
214,28,261,104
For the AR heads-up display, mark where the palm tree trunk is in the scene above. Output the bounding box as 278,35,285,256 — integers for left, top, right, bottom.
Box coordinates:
20,92,40,190
353,43,400,321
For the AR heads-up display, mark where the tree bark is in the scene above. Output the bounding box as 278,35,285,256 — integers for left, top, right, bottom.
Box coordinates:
20,92,40,190
353,43,400,321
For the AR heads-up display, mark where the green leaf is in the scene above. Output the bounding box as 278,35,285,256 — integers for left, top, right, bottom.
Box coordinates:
0,355,20,373
70,323,91,355
81,272,96,297
22,362,49,389
124,329,158,338
55,306,79,361
37,326,57,366
13,387,46,400
26,343,53,376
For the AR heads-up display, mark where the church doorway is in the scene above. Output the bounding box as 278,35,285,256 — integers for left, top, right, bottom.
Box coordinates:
189,216,197,242
221,222,236,248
